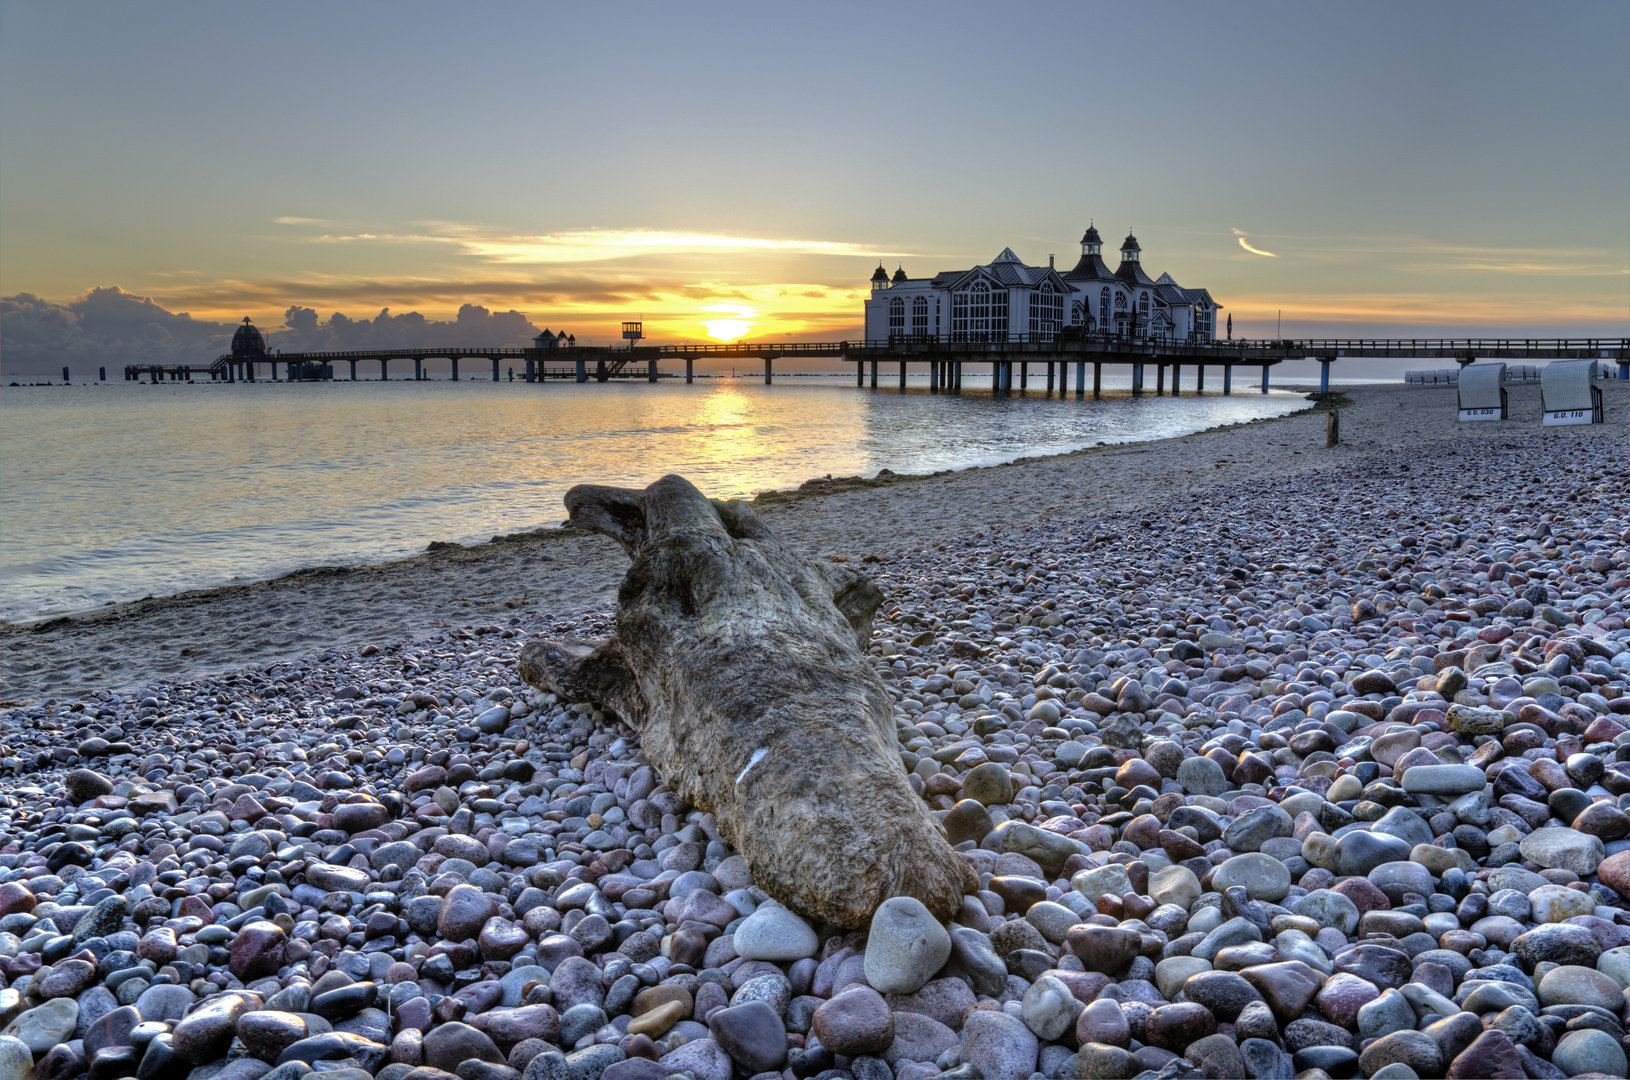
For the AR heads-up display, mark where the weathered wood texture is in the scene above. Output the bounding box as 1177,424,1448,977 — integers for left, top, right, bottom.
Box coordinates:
519,475,975,927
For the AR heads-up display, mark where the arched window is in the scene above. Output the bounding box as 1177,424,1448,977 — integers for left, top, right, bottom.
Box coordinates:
951,279,1009,340
912,296,929,337
889,297,905,337
1028,280,1063,338
1100,288,1110,328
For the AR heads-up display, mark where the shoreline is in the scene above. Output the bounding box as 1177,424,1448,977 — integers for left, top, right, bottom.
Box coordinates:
2,381,1620,704
0,388,1332,631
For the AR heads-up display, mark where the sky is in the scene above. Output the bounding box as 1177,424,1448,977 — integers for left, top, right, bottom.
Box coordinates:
2,1,1626,372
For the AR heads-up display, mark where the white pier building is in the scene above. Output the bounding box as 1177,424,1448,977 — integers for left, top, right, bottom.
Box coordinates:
863,226,1220,345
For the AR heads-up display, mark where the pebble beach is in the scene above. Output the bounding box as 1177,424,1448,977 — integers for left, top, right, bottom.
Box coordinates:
0,380,1627,1080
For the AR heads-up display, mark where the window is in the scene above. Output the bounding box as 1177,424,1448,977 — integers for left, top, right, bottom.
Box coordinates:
889,297,904,337
1195,306,1213,340
912,297,929,337
951,280,1009,341
1028,281,1063,338
1100,288,1110,328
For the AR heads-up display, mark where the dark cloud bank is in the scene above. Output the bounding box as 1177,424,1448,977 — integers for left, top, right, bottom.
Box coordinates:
1,287,545,376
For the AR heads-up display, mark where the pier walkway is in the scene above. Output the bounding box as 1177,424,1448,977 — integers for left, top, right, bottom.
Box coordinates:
107,335,1627,398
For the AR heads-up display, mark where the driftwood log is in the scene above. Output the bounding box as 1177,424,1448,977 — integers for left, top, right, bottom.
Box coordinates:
519,474,976,928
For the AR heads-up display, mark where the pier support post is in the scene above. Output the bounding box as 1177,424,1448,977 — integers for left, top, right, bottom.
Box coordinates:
1132,363,1143,396
1019,362,1028,391
525,359,535,382
1196,365,1205,393
1000,360,1012,395
414,359,423,381
1320,360,1330,394
349,361,357,381
765,358,773,385
1223,366,1232,395
1046,362,1054,394
452,358,460,381
1092,363,1101,398
99,367,106,382
494,358,501,382
62,367,70,383
898,360,907,391
1172,363,1180,395
1261,365,1270,393
870,359,878,389
576,358,588,383
271,362,279,381
688,358,695,384
597,359,608,382
1156,364,1165,396
856,359,863,387
652,358,660,383
955,360,963,393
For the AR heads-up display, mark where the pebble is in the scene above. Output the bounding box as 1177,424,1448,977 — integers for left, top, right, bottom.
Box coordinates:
862,897,951,994
0,421,1622,1080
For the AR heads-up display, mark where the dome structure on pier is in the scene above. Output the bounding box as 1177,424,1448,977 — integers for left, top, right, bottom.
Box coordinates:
231,317,268,359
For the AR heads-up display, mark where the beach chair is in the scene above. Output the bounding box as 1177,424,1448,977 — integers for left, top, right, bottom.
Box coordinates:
1457,363,1507,421
1540,360,1604,426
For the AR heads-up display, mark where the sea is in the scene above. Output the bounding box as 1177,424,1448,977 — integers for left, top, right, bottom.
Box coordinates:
0,373,1308,622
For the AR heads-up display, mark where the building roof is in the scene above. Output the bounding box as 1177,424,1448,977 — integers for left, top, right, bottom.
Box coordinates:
231,317,267,358
871,263,889,282
892,266,907,283
1064,251,1120,282
1116,259,1157,287
1121,232,1141,252
1081,224,1103,246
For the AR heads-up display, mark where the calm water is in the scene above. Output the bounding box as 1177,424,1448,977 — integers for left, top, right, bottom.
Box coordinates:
0,374,1303,621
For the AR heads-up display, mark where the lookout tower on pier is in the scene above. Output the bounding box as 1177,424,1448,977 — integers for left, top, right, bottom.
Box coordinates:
231,317,267,359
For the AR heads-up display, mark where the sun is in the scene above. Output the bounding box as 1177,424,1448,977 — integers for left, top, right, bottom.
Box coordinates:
702,304,757,342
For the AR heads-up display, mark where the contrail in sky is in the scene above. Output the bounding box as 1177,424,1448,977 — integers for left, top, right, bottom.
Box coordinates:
1232,229,1278,257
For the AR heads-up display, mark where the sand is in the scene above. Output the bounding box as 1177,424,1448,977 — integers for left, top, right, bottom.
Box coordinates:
3,380,1624,705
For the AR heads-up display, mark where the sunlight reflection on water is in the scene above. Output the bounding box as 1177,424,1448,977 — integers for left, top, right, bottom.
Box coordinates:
0,374,1303,619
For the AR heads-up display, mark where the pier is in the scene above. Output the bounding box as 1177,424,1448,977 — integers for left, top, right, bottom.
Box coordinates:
106,335,1630,397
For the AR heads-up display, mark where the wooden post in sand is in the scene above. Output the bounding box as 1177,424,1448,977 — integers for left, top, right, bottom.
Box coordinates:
1327,409,1341,448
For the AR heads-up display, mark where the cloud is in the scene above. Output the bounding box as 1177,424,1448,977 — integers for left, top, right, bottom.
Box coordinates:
1,287,235,374
269,218,908,265
0,287,548,376
272,302,542,352
1226,230,1625,276
1232,230,1278,258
